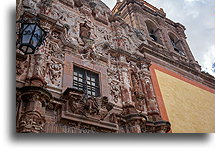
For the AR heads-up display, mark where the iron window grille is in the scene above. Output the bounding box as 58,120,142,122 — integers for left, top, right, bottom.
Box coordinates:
73,66,100,97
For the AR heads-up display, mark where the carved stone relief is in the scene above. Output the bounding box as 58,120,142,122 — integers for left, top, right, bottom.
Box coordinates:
130,72,146,112
79,21,92,44
31,37,65,88
22,0,53,15
129,61,147,112
45,41,65,61
46,59,63,88
18,111,46,133
118,56,133,105
144,78,160,115
112,22,146,53
76,20,112,62
91,2,109,25
63,88,114,120
49,3,77,25
37,0,53,14
107,64,121,103
16,56,29,81
59,0,74,8
22,0,39,14
33,54,46,78
74,0,83,7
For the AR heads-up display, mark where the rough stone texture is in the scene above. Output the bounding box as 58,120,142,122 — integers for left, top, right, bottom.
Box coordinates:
16,0,214,133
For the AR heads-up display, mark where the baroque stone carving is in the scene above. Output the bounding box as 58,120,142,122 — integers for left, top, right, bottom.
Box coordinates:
16,86,52,133
129,61,147,111
59,0,74,8
130,72,146,112
112,21,146,52
91,2,108,25
16,55,29,81
33,54,46,79
18,111,46,133
107,64,121,103
22,0,39,13
74,0,83,7
63,88,114,120
143,78,161,121
80,21,91,40
50,4,76,25
45,41,65,61
79,40,109,62
46,59,63,87
118,56,133,105
37,0,53,14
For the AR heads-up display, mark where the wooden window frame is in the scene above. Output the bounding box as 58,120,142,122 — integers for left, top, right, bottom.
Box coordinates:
73,66,100,97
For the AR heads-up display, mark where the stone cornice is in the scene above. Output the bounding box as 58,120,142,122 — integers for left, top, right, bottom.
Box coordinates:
139,43,215,89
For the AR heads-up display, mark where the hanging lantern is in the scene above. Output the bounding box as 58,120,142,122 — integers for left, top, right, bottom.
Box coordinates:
16,15,47,54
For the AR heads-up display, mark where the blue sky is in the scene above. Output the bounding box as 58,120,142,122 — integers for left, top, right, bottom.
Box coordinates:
101,0,215,76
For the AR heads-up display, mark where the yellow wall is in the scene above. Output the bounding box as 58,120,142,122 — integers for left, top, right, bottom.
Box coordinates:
155,69,215,133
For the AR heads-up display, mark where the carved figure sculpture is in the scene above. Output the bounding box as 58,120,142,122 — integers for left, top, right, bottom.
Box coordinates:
85,97,99,115
37,0,53,15
46,60,63,87
80,21,91,40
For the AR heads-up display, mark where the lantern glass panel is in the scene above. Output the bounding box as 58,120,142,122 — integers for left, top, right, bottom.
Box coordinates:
21,24,36,44
32,26,42,48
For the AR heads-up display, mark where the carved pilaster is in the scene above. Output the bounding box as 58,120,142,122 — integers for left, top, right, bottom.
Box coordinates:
119,104,147,133
17,86,52,133
30,54,47,87
118,56,133,106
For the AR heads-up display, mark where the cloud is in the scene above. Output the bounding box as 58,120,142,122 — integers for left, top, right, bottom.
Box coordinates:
101,0,116,9
102,0,215,76
147,0,215,76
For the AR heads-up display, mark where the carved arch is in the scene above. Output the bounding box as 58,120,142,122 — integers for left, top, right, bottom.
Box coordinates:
145,19,163,44
168,32,185,56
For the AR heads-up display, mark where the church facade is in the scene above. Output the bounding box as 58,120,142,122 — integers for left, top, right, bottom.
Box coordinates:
16,0,215,133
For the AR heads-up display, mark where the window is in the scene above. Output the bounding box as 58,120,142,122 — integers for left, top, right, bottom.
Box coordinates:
171,39,179,52
149,30,157,42
145,20,162,44
169,33,186,56
73,66,100,97
171,39,185,56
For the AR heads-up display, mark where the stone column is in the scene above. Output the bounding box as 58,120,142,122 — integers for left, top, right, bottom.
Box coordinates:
17,86,52,133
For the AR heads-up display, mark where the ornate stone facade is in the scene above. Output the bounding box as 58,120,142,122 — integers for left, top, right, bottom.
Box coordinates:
16,0,214,133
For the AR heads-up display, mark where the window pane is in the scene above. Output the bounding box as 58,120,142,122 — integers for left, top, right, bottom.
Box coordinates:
22,24,35,44
91,78,95,82
78,73,83,77
73,66,99,97
78,78,83,82
87,76,90,80
87,90,91,95
92,82,95,86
